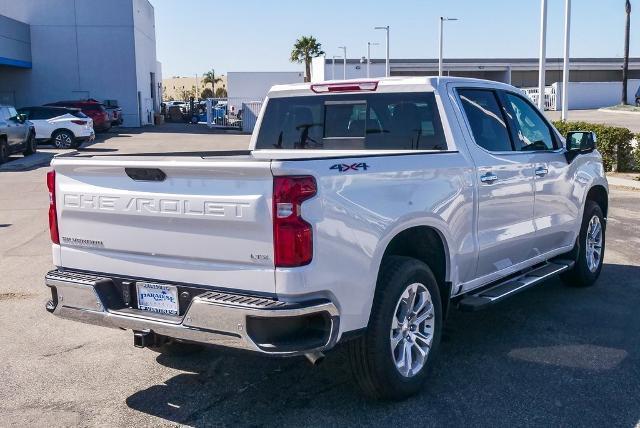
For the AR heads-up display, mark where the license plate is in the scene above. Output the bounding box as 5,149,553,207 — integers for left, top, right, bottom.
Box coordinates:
136,282,179,316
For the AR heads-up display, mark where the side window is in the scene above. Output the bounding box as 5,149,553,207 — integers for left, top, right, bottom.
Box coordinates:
458,89,513,152
502,92,556,151
7,107,18,119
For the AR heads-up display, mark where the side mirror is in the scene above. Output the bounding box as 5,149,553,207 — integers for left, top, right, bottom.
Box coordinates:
11,114,26,124
565,131,597,163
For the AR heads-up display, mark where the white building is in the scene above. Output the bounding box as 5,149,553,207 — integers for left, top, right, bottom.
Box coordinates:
0,0,161,127
311,56,640,110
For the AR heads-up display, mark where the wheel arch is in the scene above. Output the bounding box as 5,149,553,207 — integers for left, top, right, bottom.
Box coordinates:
52,128,76,139
586,184,608,219
376,225,453,319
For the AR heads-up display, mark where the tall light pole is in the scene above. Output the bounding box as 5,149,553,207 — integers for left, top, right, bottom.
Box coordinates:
374,26,390,76
538,0,548,110
561,0,571,120
367,42,380,78
438,17,458,77
339,46,347,79
331,55,340,80
622,0,632,104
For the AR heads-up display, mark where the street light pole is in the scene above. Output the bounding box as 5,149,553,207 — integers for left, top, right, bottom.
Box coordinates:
562,0,571,120
367,42,380,78
438,17,458,77
339,46,347,79
538,0,548,110
374,26,390,76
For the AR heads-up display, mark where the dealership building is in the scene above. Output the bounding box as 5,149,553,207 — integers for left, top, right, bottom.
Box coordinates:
0,0,161,127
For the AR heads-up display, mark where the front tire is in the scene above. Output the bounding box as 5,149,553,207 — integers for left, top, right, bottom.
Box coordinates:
23,132,37,156
561,201,605,287
0,138,9,165
347,256,442,400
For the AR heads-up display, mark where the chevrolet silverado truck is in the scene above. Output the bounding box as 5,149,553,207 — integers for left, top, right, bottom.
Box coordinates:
44,77,608,399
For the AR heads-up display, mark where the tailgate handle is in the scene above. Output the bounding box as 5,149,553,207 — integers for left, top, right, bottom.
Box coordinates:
125,168,166,182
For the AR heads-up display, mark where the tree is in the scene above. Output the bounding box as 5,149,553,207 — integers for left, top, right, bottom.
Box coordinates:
290,36,324,82
622,0,632,104
215,87,228,98
200,88,214,99
178,88,195,101
203,69,222,90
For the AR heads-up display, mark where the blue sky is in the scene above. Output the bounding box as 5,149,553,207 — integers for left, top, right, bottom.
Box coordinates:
150,0,638,77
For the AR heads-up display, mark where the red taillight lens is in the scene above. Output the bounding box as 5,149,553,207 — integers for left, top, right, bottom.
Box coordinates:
273,176,317,267
71,120,87,125
47,170,60,244
310,81,378,93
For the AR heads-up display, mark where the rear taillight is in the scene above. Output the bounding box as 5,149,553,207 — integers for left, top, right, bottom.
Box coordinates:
273,176,316,267
47,170,59,244
71,120,87,125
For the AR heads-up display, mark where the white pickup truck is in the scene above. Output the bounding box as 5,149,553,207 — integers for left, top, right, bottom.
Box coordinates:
45,77,608,399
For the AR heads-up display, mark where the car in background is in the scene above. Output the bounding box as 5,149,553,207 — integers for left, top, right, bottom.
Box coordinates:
45,100,111,132
101,99,123,126
0,105,36,164
18,106,95,149
635,87,640,107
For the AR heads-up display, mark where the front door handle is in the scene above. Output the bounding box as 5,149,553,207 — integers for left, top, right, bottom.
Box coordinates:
535,167,549,177
480,172,498,184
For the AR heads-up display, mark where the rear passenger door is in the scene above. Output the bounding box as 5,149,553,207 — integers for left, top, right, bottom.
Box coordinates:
499,91,578,255
456,88,537,284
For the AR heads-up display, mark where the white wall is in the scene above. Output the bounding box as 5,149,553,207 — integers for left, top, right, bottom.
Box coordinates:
554,80,640,110
133,0,158,126
312,56,386,82
0,0,158,127
227,71,304,111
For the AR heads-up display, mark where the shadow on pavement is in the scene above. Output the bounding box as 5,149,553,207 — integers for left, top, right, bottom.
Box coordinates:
126,263,640,427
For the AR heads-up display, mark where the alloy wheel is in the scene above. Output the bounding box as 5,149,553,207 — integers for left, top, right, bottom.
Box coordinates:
585,215,603,273
54,133,72,149
390,282,436,377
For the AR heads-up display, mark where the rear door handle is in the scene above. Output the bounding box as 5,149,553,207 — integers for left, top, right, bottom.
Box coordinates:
480,172,498,184
535,167,549,177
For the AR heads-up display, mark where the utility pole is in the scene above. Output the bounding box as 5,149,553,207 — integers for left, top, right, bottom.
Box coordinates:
339,46,347,79
438,18,458,77
538,0,548,110
623,0,632,104
561,0,571,120
374,26,390,76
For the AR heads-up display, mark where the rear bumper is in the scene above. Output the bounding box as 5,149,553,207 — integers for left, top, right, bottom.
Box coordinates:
45,270,340,356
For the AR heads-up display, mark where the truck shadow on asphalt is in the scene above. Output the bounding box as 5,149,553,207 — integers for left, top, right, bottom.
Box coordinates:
126,263,640,427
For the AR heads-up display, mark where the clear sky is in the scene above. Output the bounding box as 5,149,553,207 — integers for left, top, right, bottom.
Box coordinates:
150,0,639,77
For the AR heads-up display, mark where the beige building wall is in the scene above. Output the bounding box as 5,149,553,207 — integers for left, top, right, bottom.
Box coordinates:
162,74,227,101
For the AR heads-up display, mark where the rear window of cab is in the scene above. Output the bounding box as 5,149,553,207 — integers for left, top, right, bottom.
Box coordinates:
255,92,447,151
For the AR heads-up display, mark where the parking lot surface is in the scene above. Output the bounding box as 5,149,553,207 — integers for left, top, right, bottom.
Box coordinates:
545,109,640,133
1,129,639,427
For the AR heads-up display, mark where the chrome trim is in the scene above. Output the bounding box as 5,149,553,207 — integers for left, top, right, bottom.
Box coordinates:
45,270,340,356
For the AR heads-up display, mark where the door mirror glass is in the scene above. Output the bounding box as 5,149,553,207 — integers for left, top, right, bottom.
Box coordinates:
566,131,597,152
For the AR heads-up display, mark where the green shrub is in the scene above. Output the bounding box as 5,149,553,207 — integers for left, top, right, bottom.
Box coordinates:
552,120,635,172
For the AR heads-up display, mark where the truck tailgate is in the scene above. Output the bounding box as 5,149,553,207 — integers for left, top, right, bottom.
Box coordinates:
52,156,276,294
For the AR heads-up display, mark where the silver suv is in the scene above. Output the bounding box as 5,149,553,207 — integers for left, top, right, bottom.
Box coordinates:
0,105,37,165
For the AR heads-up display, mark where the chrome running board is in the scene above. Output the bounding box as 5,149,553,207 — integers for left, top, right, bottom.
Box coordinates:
458,259,574,311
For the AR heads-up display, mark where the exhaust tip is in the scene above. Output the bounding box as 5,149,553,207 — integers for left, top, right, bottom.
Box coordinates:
304,351,325,366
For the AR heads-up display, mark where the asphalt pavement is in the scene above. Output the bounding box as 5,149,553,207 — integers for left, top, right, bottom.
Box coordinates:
0,128,639,427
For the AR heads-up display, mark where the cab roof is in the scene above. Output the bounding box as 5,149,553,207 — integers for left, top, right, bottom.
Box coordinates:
267,76,516,98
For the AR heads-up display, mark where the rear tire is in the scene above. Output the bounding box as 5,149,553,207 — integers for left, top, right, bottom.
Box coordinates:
0,138,8,165
561,201,605,287
347,256,442,400
23,132,37,156
52,130,76,149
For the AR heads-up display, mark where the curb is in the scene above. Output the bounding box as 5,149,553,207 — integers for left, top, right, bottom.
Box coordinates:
598,108,640,116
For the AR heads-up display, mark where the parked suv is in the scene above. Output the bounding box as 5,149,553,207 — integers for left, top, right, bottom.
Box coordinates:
18,106,95,149
101,99,123,126
0,105,36,164
44,77,608,399
45,100,111,132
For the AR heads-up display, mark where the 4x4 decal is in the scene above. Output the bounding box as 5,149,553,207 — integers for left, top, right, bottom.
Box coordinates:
330,162,370,173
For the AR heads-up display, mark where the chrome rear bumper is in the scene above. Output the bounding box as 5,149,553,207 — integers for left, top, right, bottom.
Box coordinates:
45,270,340,356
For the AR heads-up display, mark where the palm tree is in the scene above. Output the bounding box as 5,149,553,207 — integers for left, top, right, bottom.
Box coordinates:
203,69,222,91
622,0,631,104
290,36,324,82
